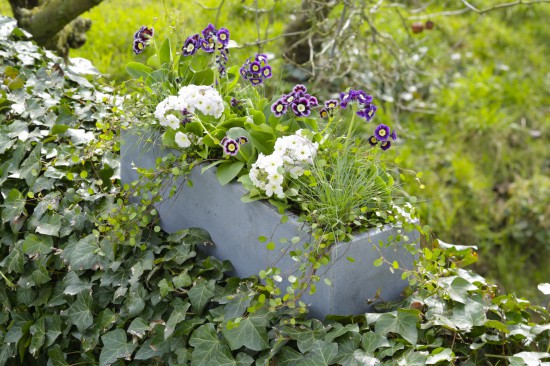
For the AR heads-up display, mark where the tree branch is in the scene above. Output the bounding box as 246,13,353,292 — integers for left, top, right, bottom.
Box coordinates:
17,0,102,43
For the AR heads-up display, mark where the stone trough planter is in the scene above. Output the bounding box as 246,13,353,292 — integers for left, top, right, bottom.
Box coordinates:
120,129,419,319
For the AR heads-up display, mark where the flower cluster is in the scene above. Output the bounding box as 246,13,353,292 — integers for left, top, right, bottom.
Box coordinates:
339,89,377,121
133,26,154,54
154,84,224,130
271,84,319,117
182,23,230,56
250,130,318,198
181,24,231,76
319,99,339,118
239,54,272,86
369,123,397,150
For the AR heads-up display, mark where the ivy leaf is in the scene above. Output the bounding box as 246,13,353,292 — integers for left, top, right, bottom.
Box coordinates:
276,347,304,366
22,233,53,256
374,309,421,345
63,271,92,295
361,331,391,355
19,142,42,187
303,340,338,365
134,325,171,360
127,317,150,339
68,291,94,332
44,314,63,347
189,324,236,366
426,348,454,364
449,300,486,331
62,234,101,271
1,188,26,232
221,316,270,351
1,244,25,273
36,213,62,237
164,300,191,339
47,344,69,366
99,328,138,366
350,350,380,366
188,279,216,314
29,316,45,357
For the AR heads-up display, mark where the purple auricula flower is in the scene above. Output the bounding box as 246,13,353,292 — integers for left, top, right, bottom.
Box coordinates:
181,108,192,125
256,53,268,63
339,91,353,108
237,136,249,145
292,98,311,117
202,23,217,39
325,99,339,109
380,141,391,150
182,34,200,56
293,84,307,94
319,108,329,118
281,93,295,105
355,90,373,105
133,39,146,54
216,28,230,47
201,37,215,53
307,95,319,107
374,124,391,141
368,135,379,146
261,66,272,79
249,61,262,74
223,138,240,156
356,104,378,121
249,77,263,85
271,100,288,117
391,130,397,141
134,26,154,42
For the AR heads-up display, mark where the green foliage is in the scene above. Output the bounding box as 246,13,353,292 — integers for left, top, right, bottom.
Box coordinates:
1,10,550,366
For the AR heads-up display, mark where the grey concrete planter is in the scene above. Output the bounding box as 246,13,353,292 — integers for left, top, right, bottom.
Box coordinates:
121,129,419,319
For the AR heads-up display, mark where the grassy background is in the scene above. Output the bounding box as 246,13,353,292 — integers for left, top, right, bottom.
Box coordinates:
1,0,548,302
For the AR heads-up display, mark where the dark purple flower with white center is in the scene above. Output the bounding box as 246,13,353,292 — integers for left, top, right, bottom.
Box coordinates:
391,130,397,141
134,26,154,42
380,141,391,150
355,90,373,105
293,84,307,94
368,135,379,146
292,98,311,117
249,61,262,74
201,38,215,53
356,104,378,121
271,100,288,117
249,77,263,85
237,136,249,145
182,34,200,56
307,95,319,107
374,124,391,141
133,39,146,54
223,138,240,156
325,99,338,109
256,53,268,63
216,28,230,47
339,91,352,108
220,136,228,145
202,23,217,38
319,108,329,118
281,93,295,105
261,66,272,79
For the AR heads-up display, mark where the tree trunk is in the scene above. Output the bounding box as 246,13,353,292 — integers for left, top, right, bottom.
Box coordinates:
8,0,103,58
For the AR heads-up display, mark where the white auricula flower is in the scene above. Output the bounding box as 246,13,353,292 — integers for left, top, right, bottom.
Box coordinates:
175,132,191,148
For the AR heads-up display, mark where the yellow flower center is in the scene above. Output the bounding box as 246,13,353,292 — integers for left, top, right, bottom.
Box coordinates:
219,34,226,40
297,104,306,112
276,105,283,112
379,130,386,136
